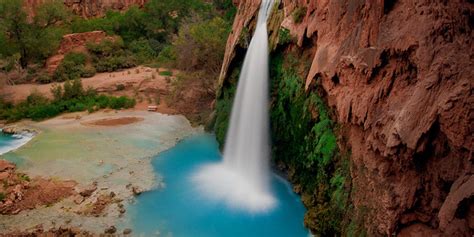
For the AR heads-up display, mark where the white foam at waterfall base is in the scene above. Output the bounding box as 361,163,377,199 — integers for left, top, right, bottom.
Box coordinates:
192,163,276,213
192,0,276,213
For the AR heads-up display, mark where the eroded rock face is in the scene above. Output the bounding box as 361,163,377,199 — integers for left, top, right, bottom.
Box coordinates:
221,0,473,235
25,0,146,18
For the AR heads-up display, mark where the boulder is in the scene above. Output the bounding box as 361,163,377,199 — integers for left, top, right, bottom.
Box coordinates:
77,183,97,197
104,225,116,234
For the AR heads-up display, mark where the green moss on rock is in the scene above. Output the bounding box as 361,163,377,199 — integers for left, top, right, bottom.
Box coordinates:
269,52,352,235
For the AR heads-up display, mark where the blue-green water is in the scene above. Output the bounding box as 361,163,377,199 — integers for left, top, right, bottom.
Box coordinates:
128,134,309,237
0,132,33,156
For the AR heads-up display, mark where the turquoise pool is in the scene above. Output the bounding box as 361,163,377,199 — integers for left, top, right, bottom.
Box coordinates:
128,134,309,237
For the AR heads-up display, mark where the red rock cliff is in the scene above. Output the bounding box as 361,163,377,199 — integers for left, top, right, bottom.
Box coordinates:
220,0,473,236
24,0,147,18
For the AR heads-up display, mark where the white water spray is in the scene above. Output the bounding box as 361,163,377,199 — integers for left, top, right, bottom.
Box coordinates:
192,0,276,213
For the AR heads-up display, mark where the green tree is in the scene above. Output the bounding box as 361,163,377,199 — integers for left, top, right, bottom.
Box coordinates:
0,0,69,68
173,16,230,92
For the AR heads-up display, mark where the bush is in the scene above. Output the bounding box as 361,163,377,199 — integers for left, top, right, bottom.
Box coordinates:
63,52,86,65
108,96,136,110
116,84,125,91
129,38,158,63
36,73,52,84
87,39,137,72
62,79,84,100
81,66,96,78
278,28,293,45
26,90,49,105
157,45,176,63
53,52,88,82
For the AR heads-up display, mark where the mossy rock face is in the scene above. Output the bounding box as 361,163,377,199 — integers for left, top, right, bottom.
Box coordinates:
269,50,355,235
214,67,239,148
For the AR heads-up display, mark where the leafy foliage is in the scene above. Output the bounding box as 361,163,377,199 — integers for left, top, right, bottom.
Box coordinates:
278,28,293,45
86,39,137,72
0,0,69,68
0,79,135,122
172,16,231,94
53,52,92,82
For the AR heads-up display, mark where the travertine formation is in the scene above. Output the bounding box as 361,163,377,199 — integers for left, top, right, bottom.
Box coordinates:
221,0,473,235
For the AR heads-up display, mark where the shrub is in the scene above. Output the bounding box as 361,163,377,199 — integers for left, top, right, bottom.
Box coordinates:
53,52,88,82
26,90,49,106
37,73,52,84
278,28,293,45
87,39,137,73
129,38,158,63
108,96,136,110
62,79,84,100
157,45,176,63
63,52,86,65
116,84,125,91
87,39,125,57
81,66,96,78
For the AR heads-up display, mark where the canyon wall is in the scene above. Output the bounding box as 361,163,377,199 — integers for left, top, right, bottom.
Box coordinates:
24,0,146,18
217,0,473,236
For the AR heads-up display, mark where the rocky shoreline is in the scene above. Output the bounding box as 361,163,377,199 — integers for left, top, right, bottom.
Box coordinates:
1,126,38,136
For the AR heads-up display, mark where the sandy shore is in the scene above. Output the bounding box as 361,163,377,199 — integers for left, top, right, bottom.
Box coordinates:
0,109,202,234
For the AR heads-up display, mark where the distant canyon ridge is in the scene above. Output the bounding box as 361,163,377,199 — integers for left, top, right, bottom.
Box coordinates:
24,0,147,18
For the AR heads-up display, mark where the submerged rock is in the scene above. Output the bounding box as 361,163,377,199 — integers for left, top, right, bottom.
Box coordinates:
104,225,116,234
131,186,143,196
123,228,132,235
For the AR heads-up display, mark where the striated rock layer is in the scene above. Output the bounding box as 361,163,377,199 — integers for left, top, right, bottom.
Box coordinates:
219,0,473,236
24,0,147,18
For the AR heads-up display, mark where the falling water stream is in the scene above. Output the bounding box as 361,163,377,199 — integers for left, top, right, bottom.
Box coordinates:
192,0,276,212
127,1,309,235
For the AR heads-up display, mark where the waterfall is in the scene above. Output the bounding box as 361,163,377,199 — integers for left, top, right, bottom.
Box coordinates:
192,0,276,213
